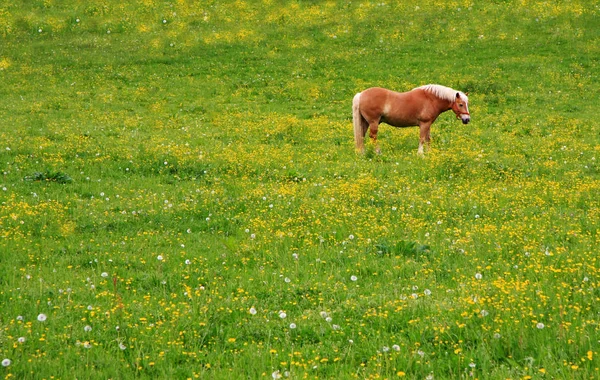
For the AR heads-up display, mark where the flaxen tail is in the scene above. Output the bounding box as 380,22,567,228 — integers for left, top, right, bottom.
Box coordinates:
352,92,367,152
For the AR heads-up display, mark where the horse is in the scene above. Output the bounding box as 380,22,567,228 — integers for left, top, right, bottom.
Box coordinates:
352,84,470,155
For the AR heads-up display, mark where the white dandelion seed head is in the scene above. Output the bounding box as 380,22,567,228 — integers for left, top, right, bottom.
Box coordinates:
289,323,297,329
469,362,476,368
18,337,26,343
16,315,23,321
382,346,390,352
350,275,358,282
185,259,191,265
119,343,126,350
84,325,92,332
279,311,287,319
320,311,328,318
101,272,108,278
157,255,163,261
475,273,483,280
249,307,257,315
1,359,11,367
424,289,432,296
326,317,332,323
392,344,400,351
37,313,47,322
536,322,545,329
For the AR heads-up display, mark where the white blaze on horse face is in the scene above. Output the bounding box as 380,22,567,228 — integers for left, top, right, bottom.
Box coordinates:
457,93,470,124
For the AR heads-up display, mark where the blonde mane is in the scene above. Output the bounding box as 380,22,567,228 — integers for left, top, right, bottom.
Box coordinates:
417,84,467,102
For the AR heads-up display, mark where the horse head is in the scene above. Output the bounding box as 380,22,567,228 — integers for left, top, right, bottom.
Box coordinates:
452,92,470,124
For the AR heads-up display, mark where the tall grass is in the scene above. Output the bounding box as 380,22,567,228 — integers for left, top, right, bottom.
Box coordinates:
1,1,599,378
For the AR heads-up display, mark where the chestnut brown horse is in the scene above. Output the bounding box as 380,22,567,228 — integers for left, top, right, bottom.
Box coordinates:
353,84,470,155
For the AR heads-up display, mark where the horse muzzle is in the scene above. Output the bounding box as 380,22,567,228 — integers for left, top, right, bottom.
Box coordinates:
460,115,471,124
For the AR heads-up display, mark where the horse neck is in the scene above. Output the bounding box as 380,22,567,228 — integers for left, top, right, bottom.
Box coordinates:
431,95,454,115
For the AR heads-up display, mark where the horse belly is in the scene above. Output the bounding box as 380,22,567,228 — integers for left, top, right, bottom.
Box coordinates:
381,112,419,128
381,93,422,128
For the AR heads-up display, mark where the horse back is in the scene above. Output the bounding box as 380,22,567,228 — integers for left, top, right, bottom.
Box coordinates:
359,87,428,127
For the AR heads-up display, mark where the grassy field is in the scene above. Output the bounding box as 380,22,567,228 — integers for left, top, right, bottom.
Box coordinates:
1,1,599,378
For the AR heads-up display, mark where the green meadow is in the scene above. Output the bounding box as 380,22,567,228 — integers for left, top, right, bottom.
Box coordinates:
1,1,599,378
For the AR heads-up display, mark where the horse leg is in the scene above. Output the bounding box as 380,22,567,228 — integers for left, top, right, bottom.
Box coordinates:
418,123,432,155
369,122,381,154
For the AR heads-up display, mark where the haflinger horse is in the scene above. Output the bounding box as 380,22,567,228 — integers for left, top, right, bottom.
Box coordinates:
353,84,470,155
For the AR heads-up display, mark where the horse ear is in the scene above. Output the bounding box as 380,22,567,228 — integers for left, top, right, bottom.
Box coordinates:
456,92,461,99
